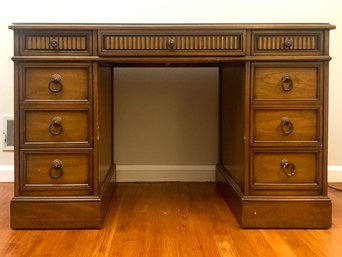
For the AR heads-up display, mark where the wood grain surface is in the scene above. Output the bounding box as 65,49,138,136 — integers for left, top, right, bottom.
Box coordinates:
1,182,342,257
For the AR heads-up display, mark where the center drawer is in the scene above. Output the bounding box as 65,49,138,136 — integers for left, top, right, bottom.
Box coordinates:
22,109,91,147
99,30,245,56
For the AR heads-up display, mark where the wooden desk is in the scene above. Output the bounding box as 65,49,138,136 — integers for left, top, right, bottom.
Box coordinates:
9,23,335,229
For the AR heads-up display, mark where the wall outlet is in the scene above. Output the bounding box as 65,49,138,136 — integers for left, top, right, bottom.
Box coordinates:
2,115,14,151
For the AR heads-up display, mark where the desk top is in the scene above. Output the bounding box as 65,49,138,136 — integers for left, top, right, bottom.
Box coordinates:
9,23,336,30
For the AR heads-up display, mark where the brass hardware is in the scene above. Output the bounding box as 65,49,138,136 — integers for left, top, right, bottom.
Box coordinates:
49,159,63,179
284,39,293,49
280,75,293,92
49,116,63,135
281,159,297,177
167,37,176,50
49,38,59,49
280,116,294,135
48,74,63,93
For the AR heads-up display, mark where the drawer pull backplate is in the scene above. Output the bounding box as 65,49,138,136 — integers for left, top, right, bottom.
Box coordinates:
281,159,297,177
280,75,293,92
49,159,63,179
284,39,293,49
48,74,63,93
49,116,63,135
280,116,294,135
49,38,59,49
167,37,176,50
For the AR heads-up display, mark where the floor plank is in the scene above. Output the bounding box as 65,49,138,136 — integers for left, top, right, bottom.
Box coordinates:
0,182,342,257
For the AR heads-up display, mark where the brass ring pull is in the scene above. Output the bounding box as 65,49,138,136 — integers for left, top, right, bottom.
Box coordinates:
49,38,59,49
284,39,293,49
281,159,297,177
280,75,293,92
167,37,176,50
48,74,63,93
49,159,63,179
280,116,294,135
49,116,63,135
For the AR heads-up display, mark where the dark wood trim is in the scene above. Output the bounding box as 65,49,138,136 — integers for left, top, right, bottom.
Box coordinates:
9,23,336,30
11,55,333,62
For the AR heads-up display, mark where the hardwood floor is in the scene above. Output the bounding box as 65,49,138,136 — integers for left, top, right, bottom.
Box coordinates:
1,182,342,257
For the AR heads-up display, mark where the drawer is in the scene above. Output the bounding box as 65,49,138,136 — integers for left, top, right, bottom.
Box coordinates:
250,149,321,193
251,108,321,146
99,30,245,56
20,150,92,195
252,63,322,102
22,109,91,147
20,63,92,102
19,30,93,55
252,30,323,55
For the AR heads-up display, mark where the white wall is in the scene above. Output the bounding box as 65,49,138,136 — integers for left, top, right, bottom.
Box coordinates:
0,0,342,181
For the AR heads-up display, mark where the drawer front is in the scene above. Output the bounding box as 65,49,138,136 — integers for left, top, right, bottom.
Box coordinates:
19,30,92,55
99,30,245,56
250,149,321,192
251,108,321,145
252,30,323,55
21,63,91,102
21,150,92,195
22,109,91,146
252,63,321,102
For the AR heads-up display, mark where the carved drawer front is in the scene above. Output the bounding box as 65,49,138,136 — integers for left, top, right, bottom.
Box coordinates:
22,109,91,147
252,63,322,102
251,108,321,146
20,150,92,195
250,149,321,194
21,63,91,102
252,30,323,55
99,30,245,56
19,30,92,55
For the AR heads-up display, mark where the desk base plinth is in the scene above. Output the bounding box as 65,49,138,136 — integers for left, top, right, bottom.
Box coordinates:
216,164,332,228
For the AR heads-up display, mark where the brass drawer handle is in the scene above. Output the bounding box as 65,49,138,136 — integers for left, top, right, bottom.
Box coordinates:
280,116,294,135
284,39,293,49
281,159,297,177
48,74,63,93
49,159,63,179
280,75,293,92
49,37,59,49
49,116,63,135
167,37,176,50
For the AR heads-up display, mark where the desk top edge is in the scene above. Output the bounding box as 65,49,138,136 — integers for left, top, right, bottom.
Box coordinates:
8,23,336,30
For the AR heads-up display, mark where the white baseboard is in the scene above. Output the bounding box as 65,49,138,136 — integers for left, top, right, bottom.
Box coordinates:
0,165,14,182
116,165,342,182
116,165,216,182
1,165,342,183
327,166,342,182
